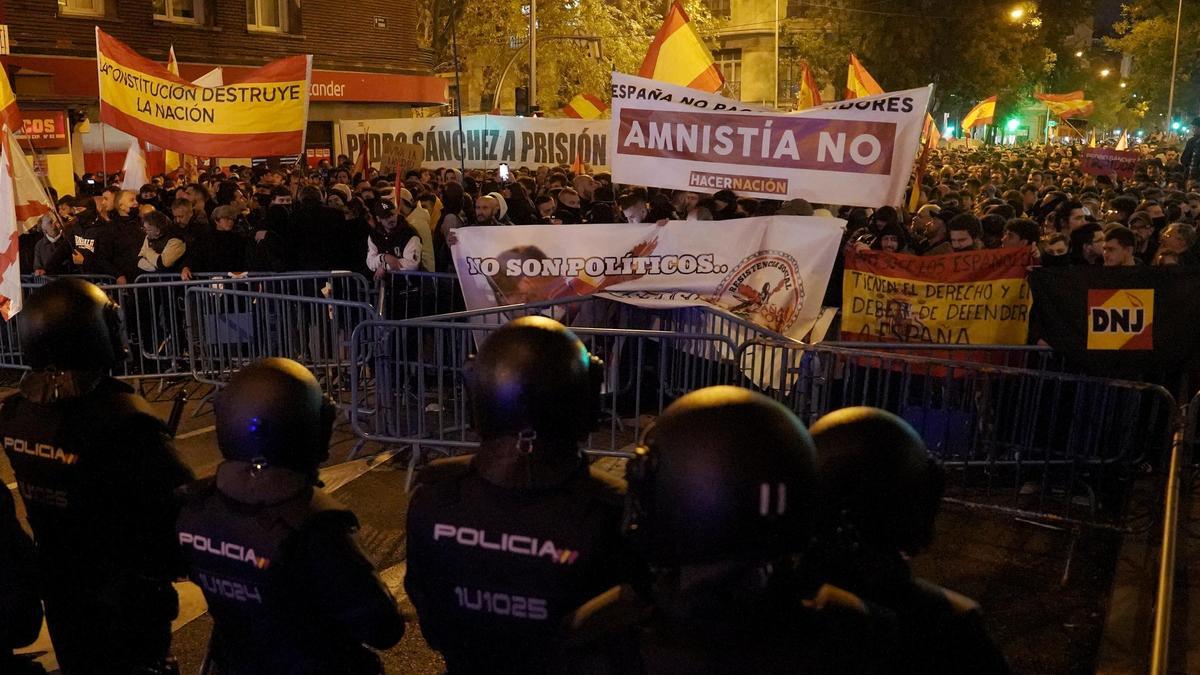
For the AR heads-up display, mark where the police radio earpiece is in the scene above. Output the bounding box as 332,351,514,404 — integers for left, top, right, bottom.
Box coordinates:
581,351,605,439
621,423,659,552
103,298,130,364
316,393,338,464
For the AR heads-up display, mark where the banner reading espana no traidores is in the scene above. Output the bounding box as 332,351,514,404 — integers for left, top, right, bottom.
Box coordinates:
96,28,312,158
840,247,1033,345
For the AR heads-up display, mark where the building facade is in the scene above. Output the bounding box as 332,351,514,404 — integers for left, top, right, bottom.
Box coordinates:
704,0,834,109
0,0,447,193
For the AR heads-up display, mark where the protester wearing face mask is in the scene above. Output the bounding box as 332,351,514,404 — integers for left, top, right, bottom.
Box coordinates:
1039,233,1070,267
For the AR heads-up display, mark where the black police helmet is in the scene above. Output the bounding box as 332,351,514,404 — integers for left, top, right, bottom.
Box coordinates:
215,358,336,473
20,278,125,371
810,407,945,556
466,316,602,443
625,386,818,567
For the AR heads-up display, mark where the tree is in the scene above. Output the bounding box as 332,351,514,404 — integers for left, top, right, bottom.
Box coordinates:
434,0,716,114
780,0,1094,124
1105,0,1200,131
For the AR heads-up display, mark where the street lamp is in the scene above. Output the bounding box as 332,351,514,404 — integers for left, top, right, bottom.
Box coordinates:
1099,68,1111,78
1074,50,1084,58
1008,6,1025,20
1120,81,1127,89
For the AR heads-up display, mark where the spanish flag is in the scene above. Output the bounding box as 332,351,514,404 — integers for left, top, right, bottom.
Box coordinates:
796,62,821,110
164,47,182,173
844,53,883,99
639,1,724,93
1034,91,1094,119
961,95,996,131
96,28,311,158
0,64,21,134
563,93,607,120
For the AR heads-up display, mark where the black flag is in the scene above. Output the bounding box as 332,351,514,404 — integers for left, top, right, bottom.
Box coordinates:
1029,266,1200,379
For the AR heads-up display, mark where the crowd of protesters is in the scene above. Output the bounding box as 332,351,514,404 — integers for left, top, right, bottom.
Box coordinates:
28,119,1200,298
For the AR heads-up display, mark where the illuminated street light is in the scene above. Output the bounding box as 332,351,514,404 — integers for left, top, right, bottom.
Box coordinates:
1074,50,1083,58
1099,68,1111,78
1009,6,1025,20
1120,81,1127,88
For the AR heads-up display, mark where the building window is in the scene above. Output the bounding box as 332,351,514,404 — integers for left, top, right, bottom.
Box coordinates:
59,0,104,17
705,0,731,20
713,48,741,98
154,0,200,23
247,0,286,32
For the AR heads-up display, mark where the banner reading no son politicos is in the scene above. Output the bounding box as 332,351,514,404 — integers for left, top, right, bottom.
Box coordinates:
96,28,312,157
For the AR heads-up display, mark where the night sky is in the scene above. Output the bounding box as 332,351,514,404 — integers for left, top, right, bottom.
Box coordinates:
1093,0,1124,37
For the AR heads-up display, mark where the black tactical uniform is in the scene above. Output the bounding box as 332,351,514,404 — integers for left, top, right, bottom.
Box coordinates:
0,279,193,674
1,485,44,674
176,358,404,674
559,386,898,675
810,406,1009,675
405,316,631,674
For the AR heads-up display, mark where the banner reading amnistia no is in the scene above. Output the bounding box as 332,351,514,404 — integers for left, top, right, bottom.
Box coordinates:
609,72,931,207
450,216,845,341
96,28,312,157
841,247,1033,345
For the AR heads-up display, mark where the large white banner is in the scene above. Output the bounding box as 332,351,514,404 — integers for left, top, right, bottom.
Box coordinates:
336,116,610,171
610,72,931,207
450,215,844,341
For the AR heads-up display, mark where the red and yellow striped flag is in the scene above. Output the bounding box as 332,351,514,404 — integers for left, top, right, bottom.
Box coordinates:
97,28,311,158
638,1,724,93
0,64,21,134
844,53,883,99
562,93,607,120
796,62,821,110
961,95,997,131
1034,91,1094,119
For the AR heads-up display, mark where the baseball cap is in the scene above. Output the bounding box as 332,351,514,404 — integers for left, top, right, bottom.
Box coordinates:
371,199,397,218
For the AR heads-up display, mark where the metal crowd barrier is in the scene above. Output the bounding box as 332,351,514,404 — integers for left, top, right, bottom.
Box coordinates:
349,310,744,488
818,341,1067,372
20,273,117,287
185,287,379,407
738,339,1177,528
375,270,462,320
0,272,373,382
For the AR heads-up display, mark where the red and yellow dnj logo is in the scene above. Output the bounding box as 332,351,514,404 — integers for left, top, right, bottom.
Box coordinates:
1087,289,1153,350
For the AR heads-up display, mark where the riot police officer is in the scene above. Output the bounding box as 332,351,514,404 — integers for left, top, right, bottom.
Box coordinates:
559,386,896,674
405,316,631,674
176,358,404,674
0,278,193,673
1,485,44,674
809,406,1009,674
